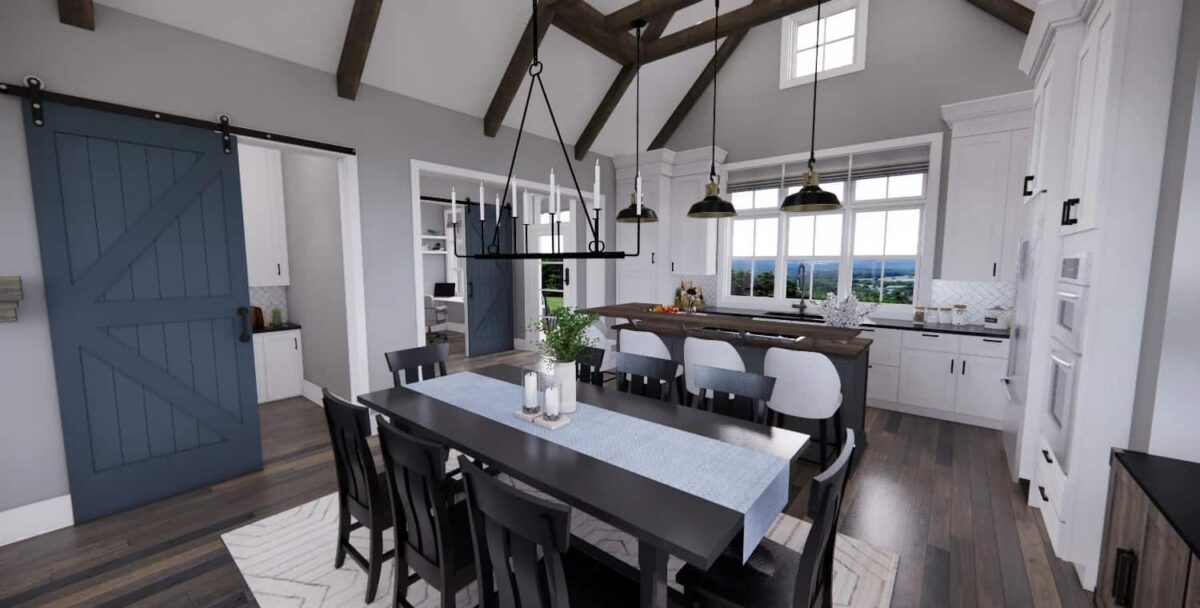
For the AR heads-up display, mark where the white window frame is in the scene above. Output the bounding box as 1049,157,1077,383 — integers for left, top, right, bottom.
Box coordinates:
783,210,844,301
847,204,925,305
728,214,783,303
779,0,869,90
717,132,943,314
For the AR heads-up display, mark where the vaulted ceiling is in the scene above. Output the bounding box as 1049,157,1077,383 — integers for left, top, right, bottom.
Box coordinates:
91,0,1033,158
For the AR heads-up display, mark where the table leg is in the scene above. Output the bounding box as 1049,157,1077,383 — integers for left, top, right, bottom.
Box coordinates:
639,541,669,608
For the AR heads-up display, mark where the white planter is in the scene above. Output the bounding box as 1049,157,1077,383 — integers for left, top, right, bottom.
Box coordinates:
553,360,577,413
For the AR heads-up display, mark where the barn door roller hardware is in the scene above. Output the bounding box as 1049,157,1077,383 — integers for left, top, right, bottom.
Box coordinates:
0,76,356,156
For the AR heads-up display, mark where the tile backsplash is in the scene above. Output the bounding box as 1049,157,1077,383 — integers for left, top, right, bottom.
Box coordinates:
673,274,719,300
249,286,289,322
930,280,1015,325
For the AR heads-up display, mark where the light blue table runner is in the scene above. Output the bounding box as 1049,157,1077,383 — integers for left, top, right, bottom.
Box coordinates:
406,372,793,562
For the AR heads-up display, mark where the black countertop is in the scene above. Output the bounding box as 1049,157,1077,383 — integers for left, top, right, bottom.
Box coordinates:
254,323,302,334
1114,450,1200,557
695,307,1011,338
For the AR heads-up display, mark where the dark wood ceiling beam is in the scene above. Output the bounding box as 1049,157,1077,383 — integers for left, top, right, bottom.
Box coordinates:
483,0,560,137
573,16,673,161
336,0,385,100
649,28,749,150
644,0,816,62
603,0,701,31
964,0,1034,34
58,0,94,30
554,0,639,64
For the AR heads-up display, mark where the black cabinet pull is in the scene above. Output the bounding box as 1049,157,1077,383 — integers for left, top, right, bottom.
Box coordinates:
651,252,656,264
293,338,298,350
237,307,251,343
1062,198,1080,226
1023,175,1035,196
950,359,955,374
983,338,1004,343
1111,548,1138,606
992,262,998,277
1042,449,1053,464
962,359,967,375
1038,485,1049,502
276,263,281,276
922,333,939,338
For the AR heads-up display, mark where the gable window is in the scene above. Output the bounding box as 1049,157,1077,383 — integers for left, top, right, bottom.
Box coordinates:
780,0,868,90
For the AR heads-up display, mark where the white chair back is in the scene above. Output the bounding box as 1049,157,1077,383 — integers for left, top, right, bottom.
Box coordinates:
584,322,615,370
618,329,681,377
683,337,745,396
763,348,842,420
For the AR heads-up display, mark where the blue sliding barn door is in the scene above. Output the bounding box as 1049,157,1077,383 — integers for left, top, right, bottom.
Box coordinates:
24,102,262,522
465,204,514,357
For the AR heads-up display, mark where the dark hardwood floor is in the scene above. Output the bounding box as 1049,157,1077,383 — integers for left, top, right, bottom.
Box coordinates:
0,347,1091,607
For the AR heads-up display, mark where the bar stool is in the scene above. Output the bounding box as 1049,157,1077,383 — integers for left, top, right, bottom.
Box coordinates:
683,336,745,409
619,329,684,402
763,348,844,469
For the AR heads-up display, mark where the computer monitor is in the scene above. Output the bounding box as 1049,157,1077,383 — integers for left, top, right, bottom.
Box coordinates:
433,282,456,297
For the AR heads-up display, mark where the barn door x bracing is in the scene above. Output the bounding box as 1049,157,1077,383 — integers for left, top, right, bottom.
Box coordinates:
24,102,262,522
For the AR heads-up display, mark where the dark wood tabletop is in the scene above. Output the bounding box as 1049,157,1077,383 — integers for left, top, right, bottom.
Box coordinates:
357,364,809,569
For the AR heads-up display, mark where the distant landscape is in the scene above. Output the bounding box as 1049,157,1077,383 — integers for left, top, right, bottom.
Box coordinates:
731,258,916,303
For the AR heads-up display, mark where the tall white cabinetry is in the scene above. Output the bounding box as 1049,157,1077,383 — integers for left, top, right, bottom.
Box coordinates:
613,148,723,305
940,93,1033,282
238,143,290,287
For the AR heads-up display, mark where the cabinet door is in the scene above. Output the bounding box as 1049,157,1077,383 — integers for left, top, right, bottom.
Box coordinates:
867,364,899,403
998,128,1031,281
955,355,1008,420
1132,505,1192,608
942,132,1012,281
253,334,268,404
1096,463,1149,608
669,174,717,275
615,269,657,305
262,332,303,401
1061,5,1115,235
238,144,289,286
860,327,901,366
898,349,956,411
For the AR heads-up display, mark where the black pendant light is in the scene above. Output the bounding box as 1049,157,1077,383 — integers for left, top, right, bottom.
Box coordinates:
781,0,842,213
687,0,736,219
617,21,659,224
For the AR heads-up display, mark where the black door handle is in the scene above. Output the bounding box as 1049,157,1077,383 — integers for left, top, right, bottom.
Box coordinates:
1112,548,1138,606
468,282,474,298
1038,485,1049,502
237,307,251,343
1023,175,1035,196
1062,199,1080,226
564,267,570,286
1042,449,1053,464
651,252,655,264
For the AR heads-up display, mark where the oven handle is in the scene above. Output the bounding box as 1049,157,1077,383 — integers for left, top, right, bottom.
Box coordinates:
1050,353,1075,368
1056,290,1080,300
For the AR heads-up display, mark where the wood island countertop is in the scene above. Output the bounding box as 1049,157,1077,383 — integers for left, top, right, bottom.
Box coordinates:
582,303,872,359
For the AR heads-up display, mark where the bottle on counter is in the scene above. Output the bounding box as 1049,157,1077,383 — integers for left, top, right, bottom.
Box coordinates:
938,307,953,324
952,304,968,326
913,306,927,325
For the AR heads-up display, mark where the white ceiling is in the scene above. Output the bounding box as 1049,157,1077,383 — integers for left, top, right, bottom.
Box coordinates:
95,0,754,158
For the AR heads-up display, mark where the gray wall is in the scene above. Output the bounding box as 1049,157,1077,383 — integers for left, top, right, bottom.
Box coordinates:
1130,0,1200,456
281,150,352,398
664,0,1032,161
0,0,614,512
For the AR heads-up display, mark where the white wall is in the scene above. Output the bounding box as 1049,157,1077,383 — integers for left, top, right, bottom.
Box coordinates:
0,0,614,514
280,150,352,398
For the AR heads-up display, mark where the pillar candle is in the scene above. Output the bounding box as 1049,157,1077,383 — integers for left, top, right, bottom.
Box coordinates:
494,193,501,222
593,160,601,210
510,178,517,217
450,188,457,224
545,385,561,418
523,191,531,225
636,171,643,215
523,371,538,411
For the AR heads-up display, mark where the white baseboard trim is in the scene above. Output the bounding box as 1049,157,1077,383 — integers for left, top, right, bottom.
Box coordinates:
447,322,466,333
867,399,1004,431
0,494,73,547
301,379,323,406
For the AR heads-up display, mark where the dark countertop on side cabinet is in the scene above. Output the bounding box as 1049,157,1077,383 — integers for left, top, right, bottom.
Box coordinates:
254,323,302,334
696,306,1011,339
1114,449,1200,557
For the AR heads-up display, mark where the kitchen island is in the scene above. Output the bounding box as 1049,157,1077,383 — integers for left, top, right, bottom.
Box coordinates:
582,303,872,453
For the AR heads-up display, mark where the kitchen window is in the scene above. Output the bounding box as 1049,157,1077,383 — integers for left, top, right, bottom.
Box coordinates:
730,217,778,298
786,212,842,300
850,208,921,304
780,0,868,90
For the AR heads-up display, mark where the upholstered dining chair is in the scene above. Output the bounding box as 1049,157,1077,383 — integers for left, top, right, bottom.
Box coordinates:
691,364,776,424
763,348,845,469
676,431,857,608
322,390,394,603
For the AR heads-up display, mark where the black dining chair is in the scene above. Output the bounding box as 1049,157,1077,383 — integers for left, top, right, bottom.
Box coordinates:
377,417,476,608
676,430,857,608
691,364,777,424
322,390,395,603
457,457,639,608
614,351,679,403
385,342,450,387
575,345,607,386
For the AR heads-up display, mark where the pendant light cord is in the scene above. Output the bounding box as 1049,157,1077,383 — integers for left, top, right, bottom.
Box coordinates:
635,24,642,186
710,0,719,182
808,0,822,171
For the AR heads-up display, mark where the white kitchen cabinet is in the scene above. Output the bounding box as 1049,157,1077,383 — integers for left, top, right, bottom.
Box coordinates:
1059,2,1115,235
860,327,901,366
668,172,718,275
899,348,957,412
867,364,900,403
239,143,290,287
940,93,1033,281
955,354,1009,420
252,329,303,403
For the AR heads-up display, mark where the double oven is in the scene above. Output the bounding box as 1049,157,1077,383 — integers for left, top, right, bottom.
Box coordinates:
1045,251,1089,473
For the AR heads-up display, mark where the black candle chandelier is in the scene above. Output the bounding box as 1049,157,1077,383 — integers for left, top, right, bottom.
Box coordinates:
450,0,646,260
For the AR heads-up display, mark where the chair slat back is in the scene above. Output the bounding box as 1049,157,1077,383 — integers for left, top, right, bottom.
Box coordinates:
377,417,451,568
691,364,776,423
322,390,381,512
575,345,606,386
614,351,677,402
792,430,856,608
385,343,450,387
459,457,572,608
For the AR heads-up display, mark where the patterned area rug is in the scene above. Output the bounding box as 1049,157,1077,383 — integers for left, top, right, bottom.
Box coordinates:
223,485,897,607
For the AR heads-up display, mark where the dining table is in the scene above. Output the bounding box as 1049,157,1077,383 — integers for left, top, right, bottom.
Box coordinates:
358,364,810,608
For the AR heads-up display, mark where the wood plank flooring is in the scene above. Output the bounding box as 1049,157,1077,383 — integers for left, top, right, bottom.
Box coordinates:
0,347,1092,607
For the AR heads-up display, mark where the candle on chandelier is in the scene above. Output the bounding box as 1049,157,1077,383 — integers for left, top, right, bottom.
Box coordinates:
549,168,555,211
636,171,643,215
495,193,501,222
450,188,457,224
522,190,531,225
510,178,518,217
593,160,601,210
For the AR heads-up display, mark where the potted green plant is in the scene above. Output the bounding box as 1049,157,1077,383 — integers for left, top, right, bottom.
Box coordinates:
533,306,598,413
